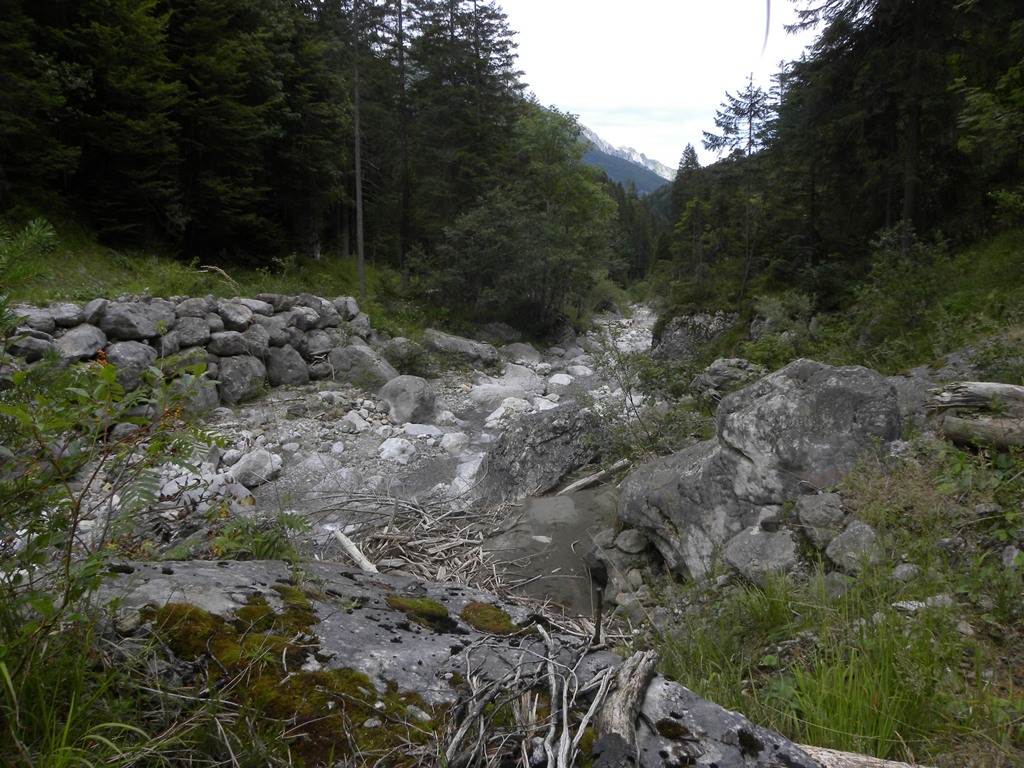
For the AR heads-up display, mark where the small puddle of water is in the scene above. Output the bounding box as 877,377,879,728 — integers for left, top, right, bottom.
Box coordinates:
483,488,617,616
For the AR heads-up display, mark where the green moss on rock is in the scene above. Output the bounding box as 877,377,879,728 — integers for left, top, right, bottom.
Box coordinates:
461,602,517,634
386,594,458,632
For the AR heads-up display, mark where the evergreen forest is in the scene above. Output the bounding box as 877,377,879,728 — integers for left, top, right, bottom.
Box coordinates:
0,0,1022,339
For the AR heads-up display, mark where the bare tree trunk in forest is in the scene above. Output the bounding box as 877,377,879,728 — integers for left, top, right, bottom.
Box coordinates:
353,0,366,299
397,0,411,288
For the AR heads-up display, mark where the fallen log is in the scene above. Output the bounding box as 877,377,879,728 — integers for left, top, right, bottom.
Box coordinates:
927,381,1024,415
939,414,1024,449
799,744,935,768
592,650,658,764
557,459,632,495
927,381,1024,449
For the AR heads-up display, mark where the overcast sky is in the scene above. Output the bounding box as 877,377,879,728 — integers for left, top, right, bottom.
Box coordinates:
497,0,819,169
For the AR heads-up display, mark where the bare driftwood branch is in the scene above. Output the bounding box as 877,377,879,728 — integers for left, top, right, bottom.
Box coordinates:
557,459,631,495
927,381,1024,415
799,744,936,768
593,650,659,752
331,530,378,572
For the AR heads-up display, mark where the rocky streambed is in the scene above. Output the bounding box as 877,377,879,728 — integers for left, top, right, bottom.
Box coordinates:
13,291,988,767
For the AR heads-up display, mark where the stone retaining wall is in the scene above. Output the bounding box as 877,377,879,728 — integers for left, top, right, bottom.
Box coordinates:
8,293,393,406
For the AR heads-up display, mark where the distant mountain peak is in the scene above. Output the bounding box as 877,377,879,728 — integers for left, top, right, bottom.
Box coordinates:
580,126,675,182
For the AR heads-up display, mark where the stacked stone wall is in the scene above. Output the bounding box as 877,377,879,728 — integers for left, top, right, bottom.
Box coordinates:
8,293,391,406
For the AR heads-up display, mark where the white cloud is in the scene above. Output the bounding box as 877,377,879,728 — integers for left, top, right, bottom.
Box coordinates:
498,0,818,167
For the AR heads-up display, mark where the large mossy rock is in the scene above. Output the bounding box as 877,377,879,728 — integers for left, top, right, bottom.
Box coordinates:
618,359,901,580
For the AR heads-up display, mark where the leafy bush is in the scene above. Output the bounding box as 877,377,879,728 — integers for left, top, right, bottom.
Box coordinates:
0,220,217,765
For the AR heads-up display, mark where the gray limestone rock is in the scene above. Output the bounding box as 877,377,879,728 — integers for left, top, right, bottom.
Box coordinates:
105,340,158,391
10,333,54,362
797,492,846,549
327,345,399,390
302,328,333,359
826,519,883,573
690,357,765,402
503,341,542,365
652,311,737,362
100,300,176,340
242,324,270,359
378,375,436,424
175,296,215,318
217,355,267,404
265,345,310,387
723,526,801,585
83,298,108,324
423,329,499,368
332,296,360,321
231,448,282,487
55,324,107,362
252,313,290,347
98,561,819,768
207,331,248,357
216,298,254,332
478,403,606,503
468,382,529,410
619,359,901,580
13,305,55,333
49,301,85,327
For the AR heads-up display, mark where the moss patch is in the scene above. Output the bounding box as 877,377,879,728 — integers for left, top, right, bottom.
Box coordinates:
386,594,459,633
460,601,534,635
144,591,442,767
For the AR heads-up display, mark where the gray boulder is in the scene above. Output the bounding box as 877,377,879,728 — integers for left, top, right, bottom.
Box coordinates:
99,299,176,341
468,382,529,410
49,302,85,327
332,296,360,321
652,311,737,362
251,313,290,347
55,324,106,362
797,493,846,549
265,345,310,387
503,341,542,365
207,331,248,357
690,357,765,402
175,297,214,318
242,324,270,358
618,359,901,580
723,526,801,585
378,375,436,424
478,403,606,503
423,329,499,368
99,561,819,768
9,332,53,362
327,345,399,390
217,355,266,404
826,520,883,573
231,448,283,488
174,315,209,346
216,298,253,331
105,340,158,391
12,305,55,333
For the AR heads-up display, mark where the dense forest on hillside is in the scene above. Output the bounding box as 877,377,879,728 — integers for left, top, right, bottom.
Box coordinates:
663,0,1024,319
0,0,1022,334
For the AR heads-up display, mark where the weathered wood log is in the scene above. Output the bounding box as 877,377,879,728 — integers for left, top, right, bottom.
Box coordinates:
799,743,935,768
927,381,1024,415
927,381,1024,449
593,650,659,761
557,459,632,495
939,414,1024,449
